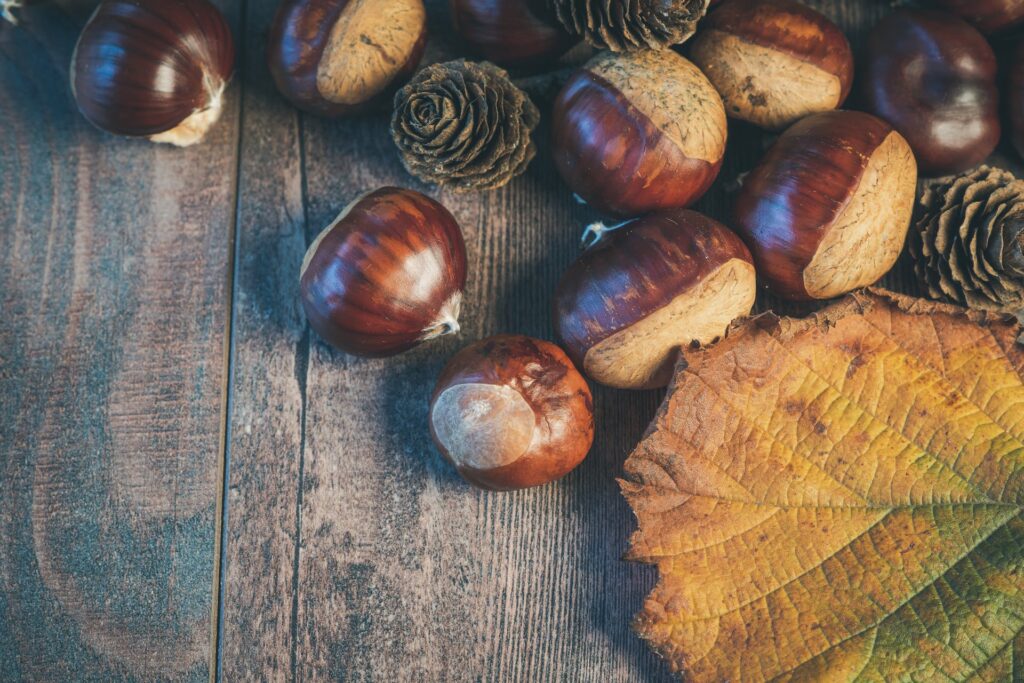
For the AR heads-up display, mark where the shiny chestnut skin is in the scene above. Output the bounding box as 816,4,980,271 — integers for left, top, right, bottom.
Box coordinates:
932,0,1024,34
552,49,727,218
733,111,917,301
300,188,467,357
1010,42,1024,159
554,210,756,390
450,0,575,68
690,0,853,131
429,335,594,491
861,9,999,176
70,0,235,146
268,0,427,117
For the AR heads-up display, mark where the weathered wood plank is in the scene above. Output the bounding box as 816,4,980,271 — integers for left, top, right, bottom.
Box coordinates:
217,0,307,679
0,2,241,680
220,0,1015,680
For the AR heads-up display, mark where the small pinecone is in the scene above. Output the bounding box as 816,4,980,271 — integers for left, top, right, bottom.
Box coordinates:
549,0,710,52
391,60,540,193
910,165,1024,313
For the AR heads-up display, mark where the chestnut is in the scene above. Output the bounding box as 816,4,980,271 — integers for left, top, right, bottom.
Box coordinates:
689,0,853,132
554,209,756,390
861,9,999,176
552,49,727,219
450,0,575,68
1010,42,1024,160
268,0,427,117
429,335,594,490
932,0,1024,34
733,110,917,301
300,187,467,357
70,0,235,146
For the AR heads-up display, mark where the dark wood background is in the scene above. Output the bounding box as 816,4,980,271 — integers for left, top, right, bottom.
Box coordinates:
1,0,1017,680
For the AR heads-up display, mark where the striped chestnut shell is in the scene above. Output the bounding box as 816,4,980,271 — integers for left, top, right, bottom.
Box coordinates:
70,0,235,146
733,110,917,301
430,335,594,490
554,209,756,390
300,187,468,357
552,49,727,219
689,0,854,131
268,0,428,117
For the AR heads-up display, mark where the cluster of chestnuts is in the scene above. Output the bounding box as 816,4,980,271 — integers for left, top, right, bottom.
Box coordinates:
53,0,1024,491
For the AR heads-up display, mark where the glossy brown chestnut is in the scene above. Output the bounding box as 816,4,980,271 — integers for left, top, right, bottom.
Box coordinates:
552,49,727,218
733,111,917,301
861,9,999,176
932,0,1024,34
429,335,594,490
554,210,756,390
689,0,853,131
70,0,235,146
1010,42,1024,159
300,187,467,357
268,0,427,117
450,0,575,68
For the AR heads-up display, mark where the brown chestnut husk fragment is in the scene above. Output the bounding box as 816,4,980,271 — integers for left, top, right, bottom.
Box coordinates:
690,0,853,131
861,9,999,176
733,110,917,301
932,0,1024,34
430,335,594,490
70,0,235,146
300,187,467,357
268,0,427,117
552,49,727,218
450,0,575,68
554,209,756,390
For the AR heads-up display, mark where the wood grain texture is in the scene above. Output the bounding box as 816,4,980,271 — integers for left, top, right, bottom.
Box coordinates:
217,1,970,681
4,0,1019,681
0,2,240,680
217,0,307,679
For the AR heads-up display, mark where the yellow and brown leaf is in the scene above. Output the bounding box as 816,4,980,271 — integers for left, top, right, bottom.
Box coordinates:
621,289,1024,681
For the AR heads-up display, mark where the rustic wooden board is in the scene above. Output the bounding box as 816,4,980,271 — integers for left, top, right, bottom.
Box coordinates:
0,2,241,680
218,1,935,681
4,0,1020,681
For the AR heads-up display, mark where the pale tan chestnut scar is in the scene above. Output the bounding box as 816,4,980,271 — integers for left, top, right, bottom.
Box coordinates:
585,50,727,163
431,384,535,470
691,30,843,131
317,0,425,105
584,259,756,390
804,131,917,299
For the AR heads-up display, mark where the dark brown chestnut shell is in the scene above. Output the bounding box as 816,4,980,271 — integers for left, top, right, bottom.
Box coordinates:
1009,41,1024,160
733,110,917,301
429,334,594,491
268,0,428,117
860,9,999,176
299,187,467,357
70,0,235,143
450,0,575,68
551,49,727,219
689,0,854,131
553,209,756,390
932,0,1024,34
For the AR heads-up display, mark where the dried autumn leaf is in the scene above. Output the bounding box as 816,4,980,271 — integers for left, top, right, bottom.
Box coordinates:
621,288,1024,681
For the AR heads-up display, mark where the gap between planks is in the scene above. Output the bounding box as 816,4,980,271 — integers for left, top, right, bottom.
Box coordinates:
210,0,249,680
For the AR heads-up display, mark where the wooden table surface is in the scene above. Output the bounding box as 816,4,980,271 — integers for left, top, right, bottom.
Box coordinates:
1,1,1015,680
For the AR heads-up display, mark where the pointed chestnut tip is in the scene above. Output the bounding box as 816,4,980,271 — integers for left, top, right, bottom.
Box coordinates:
580,219,635,251
421,292,463,341
1,0,21,25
